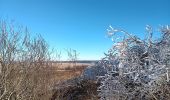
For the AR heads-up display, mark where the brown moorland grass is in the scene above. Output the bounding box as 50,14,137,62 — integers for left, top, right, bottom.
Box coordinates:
19,62,90,100
0,61,92,100
47,62,90,81
49,62,99,100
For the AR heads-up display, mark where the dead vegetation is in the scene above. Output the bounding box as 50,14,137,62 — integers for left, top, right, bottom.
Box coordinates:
0,20,92,100
3,19,170,100
51,78,99,100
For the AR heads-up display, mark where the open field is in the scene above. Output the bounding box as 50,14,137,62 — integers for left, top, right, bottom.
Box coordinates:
52,62,91,70
48,62,92,81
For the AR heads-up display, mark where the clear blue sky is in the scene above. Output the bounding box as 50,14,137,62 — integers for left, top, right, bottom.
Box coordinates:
0,0,170,60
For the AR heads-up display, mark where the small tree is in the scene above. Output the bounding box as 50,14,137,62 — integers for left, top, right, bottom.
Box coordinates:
66,48,79,67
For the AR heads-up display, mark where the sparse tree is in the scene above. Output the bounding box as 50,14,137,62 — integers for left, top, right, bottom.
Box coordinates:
0,20,56,100
66,48,79,67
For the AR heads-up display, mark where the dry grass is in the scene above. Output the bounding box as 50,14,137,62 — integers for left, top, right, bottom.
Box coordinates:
51,79,99,100
52,62,91,70
1,62,91,100
5,62,90,100
45,62,99,100
46,62,90,81
45,62,100,100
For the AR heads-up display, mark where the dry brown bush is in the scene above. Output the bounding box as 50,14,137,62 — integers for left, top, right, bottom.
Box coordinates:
0,20,57,100
51,78,99,100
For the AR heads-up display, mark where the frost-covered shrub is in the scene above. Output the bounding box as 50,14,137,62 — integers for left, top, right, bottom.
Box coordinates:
98,25,170,100
82,62,107,81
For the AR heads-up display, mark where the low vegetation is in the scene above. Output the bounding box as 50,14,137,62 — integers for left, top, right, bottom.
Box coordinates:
98,25,170,100
0,20,89,100
1,20,170,100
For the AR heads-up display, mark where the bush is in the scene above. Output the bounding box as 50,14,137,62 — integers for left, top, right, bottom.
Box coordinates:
82,62,106,81
98,25,170,100
51,77,99,100
0,20,55,100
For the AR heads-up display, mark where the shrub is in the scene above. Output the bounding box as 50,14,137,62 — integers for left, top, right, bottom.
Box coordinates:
0,20,56,100
51,77,99,100
98,25,170,100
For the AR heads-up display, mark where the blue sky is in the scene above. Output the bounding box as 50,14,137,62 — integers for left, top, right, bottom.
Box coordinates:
0,0,170,60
